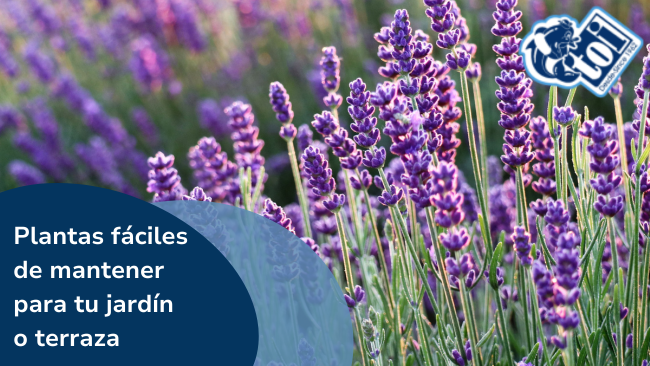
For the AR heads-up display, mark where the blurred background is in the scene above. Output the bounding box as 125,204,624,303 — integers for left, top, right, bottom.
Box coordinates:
0,0,648,204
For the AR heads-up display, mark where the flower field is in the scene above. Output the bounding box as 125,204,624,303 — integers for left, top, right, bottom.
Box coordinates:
2,0,650,365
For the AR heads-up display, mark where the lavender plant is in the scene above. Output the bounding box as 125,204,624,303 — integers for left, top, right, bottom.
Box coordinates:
2,0,650,365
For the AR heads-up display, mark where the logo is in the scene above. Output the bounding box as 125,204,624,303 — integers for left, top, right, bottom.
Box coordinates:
521,7,642,97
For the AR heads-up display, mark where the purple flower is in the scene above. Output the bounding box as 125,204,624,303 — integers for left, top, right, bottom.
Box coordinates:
378,185,404,206
76,136,138,196
492,0,534,172
262,198,296,235
363,147,386,169
609,79,623,97
344,285,366,308
530,116,556,197
451,349,465,366
69,18,96,61
26,0,61,36
536,199,581,328
634,46,650,134
553,106,576,126
512,226,532,265
445,50,470,70
0,105,26,136
425,0,476,71
301,145,346,213
0,45,20,78
579,117,623,217
8,160,46,186
350,169,372,190
198,98,231,137
226,101,266,192
182,187,212,202
188,136,237,202
312,111,339,137
147,152,184,202
465,63,481,81
169,0,206,52
269,81,295,125
129,36,170,92
430,161,469,251
131,107,159,145
348,78,381,150
297,124,313,152
22,41,56,84
320,46,342,109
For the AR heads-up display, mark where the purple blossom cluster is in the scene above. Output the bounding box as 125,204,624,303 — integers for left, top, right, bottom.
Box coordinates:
492,0,535,174
225,101,267,194
146,152,184,202
320,47,343,110
188,137,237,202
432,161,469,251
8,160,46,186
269,82,297,140
579,117,624,217
301,145,346,213
262,198,296,234
311,50,362,173
533,199,581,329
529,116,556,214
129,36,171,92
424,0,472,70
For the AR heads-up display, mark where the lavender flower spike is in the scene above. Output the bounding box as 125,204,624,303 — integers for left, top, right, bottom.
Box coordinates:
8,160,46,186
431,161,469,251
269,82,296,140
492,0,535,173
301,145,346,213
579,117,623,217
147,152,184,202
320,47,343,110
262,198,296,235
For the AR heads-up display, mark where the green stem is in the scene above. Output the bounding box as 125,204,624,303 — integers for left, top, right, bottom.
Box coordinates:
528,268,551,365
287,140,312,238
494,289,514,366
354,308,370,366
472,78,490,216
548,86,562,204
343,170,363,249
375,166,440,315
609,218,625,366
356,168,395,313
334,210,356,290
460,281,482,366
561,125,569,209
459,73,493,254
632,89,650,366
424,207,466,358
575,299,596,366
414,304,435,366
334,209,367,366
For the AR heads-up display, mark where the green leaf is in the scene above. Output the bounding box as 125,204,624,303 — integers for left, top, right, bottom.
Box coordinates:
639,142,650,166
489,242,504,290
580,219,606,266
631,137,638,161
498,230,506,247
405,353,415,366
576,347,588,366
477,324,496,347
525,342,539,364
640,327,650,363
